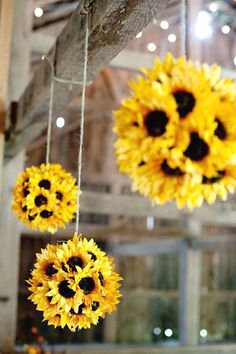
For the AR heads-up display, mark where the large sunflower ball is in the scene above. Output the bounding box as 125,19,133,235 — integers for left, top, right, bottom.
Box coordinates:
28,234,122,331
12,163,77,233
114,53,236,209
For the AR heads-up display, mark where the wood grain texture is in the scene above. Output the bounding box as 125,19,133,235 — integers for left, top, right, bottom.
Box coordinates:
5,0,169,159
63,343,236,354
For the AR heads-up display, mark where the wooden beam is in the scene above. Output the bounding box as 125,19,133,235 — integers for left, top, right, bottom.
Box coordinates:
5,0,169,160
30,34,236,80
0,152,25,352
14,343,236,354
70,191,236,226
0,0,32,350
64,344,236,354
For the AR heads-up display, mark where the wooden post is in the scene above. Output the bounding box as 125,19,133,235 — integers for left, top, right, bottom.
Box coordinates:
179,219,202,345
0,0,32,351
0,0,14,196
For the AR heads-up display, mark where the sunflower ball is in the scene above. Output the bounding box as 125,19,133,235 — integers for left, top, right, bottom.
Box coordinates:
114,53,236,209
12,163,77,233
28,234,122,331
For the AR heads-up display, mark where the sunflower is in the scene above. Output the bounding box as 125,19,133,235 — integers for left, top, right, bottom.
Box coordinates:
28,234,122,332
176,165,236,209
12,163,77,233
114,79,179,176
114,52,236,208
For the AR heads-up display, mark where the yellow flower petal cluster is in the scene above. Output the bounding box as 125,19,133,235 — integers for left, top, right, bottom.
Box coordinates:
12,163,77,233
28,234,122,332
114,53,236,209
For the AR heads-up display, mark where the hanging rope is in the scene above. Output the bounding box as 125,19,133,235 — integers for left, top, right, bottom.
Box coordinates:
180,0,187,57
42,9,89,233
46,79,55,164
75,12,89,234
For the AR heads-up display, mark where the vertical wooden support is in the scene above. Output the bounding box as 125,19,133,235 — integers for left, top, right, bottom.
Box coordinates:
186,0,203,60
0,0,32,351
0,152,25,352
179,221,202,346
0,0,14,195
179,0,203,345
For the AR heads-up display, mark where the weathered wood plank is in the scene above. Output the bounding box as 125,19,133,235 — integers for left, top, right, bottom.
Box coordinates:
71,191,236,226
5,0,169,159
0,0,31,350
0,152,25,352
15,344,236,354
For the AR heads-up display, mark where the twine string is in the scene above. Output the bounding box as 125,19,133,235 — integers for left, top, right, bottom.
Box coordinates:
43,10,89,234
75,12,89,234
46,79,55,164
180,0,187,57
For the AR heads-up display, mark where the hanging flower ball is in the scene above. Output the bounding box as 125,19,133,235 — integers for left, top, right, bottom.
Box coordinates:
114,53,236,209
12,164,77,233
28,234,122,332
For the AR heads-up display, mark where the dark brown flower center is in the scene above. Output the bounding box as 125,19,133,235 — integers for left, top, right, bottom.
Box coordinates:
161,160,184,176
56,191,63,201
79,277,95,294
215,119,226,140
45,263,58,277
184,132,209,161
92,301,100,311
70,303,85,315
202,170,225,184
138,161,146,167
58,280,75,298
35,194,47,207
39,179,51,190
144,110,169,137
28,214,37,222
47,296,53,303
67,256,83,271
173,90,195,118
98,272,104,286
40,210,53,218
88,252,97,261
23,188,30,197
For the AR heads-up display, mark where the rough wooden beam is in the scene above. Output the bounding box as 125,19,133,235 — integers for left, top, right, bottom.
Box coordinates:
68,191,236,226
5,0,169,159
30,34,236,80
15,343,236,354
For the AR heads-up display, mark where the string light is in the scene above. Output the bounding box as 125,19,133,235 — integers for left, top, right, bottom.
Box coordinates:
34,7,44,18
209,3,218,12
168,33,177,43
165,329,173,337
147,43,157,52
56,117,65,128
200,329,208,338
221,25,230,34
153,327,161,335
136,31,143,39
195,11,212,39
160,20,169,30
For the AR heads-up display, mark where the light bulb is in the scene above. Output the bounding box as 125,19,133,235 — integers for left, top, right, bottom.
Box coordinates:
160,20,169,30
56,117,65,128
34,7,44,18
147,43,157,52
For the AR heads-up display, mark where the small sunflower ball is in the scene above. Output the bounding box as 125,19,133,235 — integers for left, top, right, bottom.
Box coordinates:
28,234,122,332
114,53,236,209
12,163,77,233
